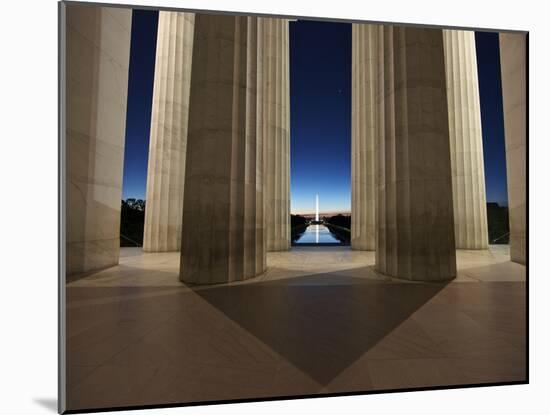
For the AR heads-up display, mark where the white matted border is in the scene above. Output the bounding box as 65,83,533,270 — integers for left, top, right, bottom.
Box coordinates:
0,0,545,414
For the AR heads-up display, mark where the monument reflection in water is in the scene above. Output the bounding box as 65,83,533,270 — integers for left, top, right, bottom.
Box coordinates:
294,224,341,244
293,194,343,244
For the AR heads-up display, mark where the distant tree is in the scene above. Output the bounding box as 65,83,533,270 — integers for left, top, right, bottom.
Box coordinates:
120,198,146,247
134,199,145,211
290,214,308,243
291,214,308,228
487,203,509,244
324,214,351,245
326,214,351,230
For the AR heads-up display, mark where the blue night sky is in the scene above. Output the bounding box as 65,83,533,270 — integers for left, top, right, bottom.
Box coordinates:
122,11,509,211
289,20,352,214
122,10,158,200
475,31,509,206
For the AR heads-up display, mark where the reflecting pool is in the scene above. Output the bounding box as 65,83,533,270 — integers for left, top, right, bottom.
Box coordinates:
293,224,341,244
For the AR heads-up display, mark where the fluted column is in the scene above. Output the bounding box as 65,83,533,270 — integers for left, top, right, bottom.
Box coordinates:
180,15,265,284
351,24,378,251
143,12,194,252
376,26,456,281
443,30,489,249
263,18,291,251
499,33,527,265
65,5,132,277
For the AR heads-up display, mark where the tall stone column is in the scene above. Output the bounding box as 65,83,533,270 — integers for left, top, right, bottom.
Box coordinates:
263,18,291,251
443,30,489,249
376,26,456,281
143,12,194,252
351,24,378,251
499,33,527,265
65,5,132,277
180,15,266,284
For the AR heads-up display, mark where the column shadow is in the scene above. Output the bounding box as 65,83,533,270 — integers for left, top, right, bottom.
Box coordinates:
190,271,449,386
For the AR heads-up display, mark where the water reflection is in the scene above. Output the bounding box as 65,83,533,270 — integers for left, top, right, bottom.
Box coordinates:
293,224,341,244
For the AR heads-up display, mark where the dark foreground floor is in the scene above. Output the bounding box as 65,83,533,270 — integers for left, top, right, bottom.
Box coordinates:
65,263,526,411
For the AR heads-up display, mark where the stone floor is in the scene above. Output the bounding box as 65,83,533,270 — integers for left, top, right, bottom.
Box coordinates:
66,245,526,411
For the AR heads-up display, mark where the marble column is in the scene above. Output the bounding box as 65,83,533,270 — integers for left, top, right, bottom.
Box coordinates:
65,5,132,277
143,12,194,252
351,24,378,251
180,15,266,284
499,33,527,265
263,18,291,251
443,30,489,249
376,26,456,281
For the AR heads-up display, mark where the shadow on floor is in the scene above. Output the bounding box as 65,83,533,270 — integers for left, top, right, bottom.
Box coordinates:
189,272,448,386
64,269,526,411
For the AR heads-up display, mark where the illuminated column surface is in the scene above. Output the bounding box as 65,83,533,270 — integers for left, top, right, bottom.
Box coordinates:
351,23,377,251
443,30,489,249
263,18,291,251
65,5,132,277
499,33,527,265
143,12,195,252
180,15,266,284
375,26,457,281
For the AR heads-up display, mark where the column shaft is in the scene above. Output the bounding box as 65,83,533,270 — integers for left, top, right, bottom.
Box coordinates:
143,12,194,252
443,30,489,249
65,5,132,277
376,26,456,281
499,33,527,265
351,24,378,250
180,15,266,284
263,18,291,251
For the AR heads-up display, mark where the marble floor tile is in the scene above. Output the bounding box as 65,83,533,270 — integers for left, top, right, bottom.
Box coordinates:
65,246,526,411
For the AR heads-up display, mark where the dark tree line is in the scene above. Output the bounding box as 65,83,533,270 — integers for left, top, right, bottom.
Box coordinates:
118,201,509,248
324,214,351,244
291,214,308,228
120,199,145,247
291,214,308,242
487,203,509,244
325,214,351,230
